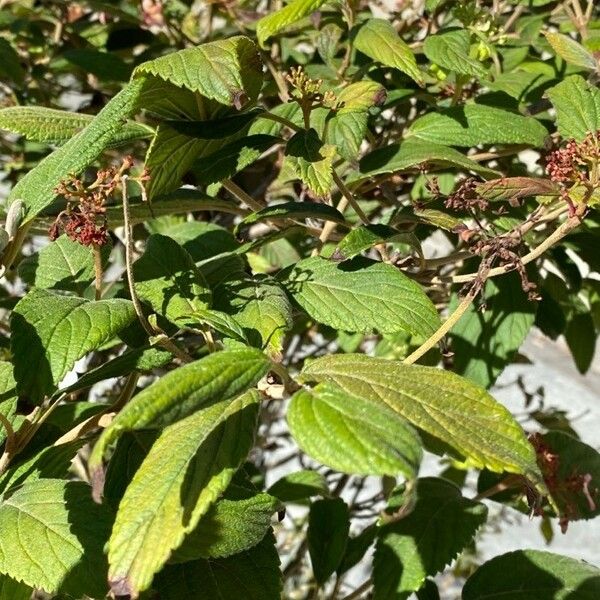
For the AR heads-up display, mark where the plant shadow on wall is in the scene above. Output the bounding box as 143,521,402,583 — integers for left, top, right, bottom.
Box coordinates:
0,0,599,599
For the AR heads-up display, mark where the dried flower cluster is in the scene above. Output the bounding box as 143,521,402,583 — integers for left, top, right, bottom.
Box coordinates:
445,177,489,212
545,130,600,212
528,433,597,533
50,156,143,247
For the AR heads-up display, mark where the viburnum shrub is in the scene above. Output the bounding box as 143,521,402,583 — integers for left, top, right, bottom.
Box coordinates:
0,0,600,598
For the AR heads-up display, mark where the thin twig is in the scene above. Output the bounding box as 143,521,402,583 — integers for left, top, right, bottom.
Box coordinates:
93,244,103,300
121,176,194,363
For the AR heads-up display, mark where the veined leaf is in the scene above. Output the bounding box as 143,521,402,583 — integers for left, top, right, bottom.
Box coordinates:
0,479,113,598
327,110,369,161
236,201,346,235
8,78,145,222
336,81,387,113
188,307,249,344
285,128,335,198
449,273,536,388
18,234,111,293
374,478,487,600
256,0,327,47
107,389,261,597
11,289,136,402
406,104,548,147
0,106,152,146
89,348,270,473
423,28,487,77
336,225,422,260
0,106,87,143
462,550,600,599
170,482,282,561
545,32,598,71
308,498,350,584
281,256,440,337
299,354,544,486
133,234,211,325
288,381,422,478
133,36,262,108
156,532,282,600
213,277,293,356
354,19,423,85
355,139,499,183
546,75,600,141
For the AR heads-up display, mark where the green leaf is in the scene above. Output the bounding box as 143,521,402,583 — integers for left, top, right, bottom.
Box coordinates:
546,75,600,141
299,354,544,486
281,256,440,337
236,201,346,235
354,19,423,85
11,289,136,402
0,106,88,143
188,307,249,344
288,381,422,478
285,128,336,198
156,532,282,600
423,28,487,77
355,139,500,184
449,273,536,388
336,81,387,113
89,348,270,471
256,0,327,47
8,77,145,222
462,550,600,599
170,482,282,561
213,277,293,356
18,234,111,293
106,389,261,597
327,110,368,161
336,225,422,260
0,479,112,597
267,470,330,502
143,125,233,199
374,478,487,600
133,36,262,108
545,32,598,71
308,498,350,584
133,234,211,325
406,104,548,147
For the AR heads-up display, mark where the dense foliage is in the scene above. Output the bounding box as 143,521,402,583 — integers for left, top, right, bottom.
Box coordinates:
0,0,599,598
